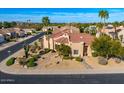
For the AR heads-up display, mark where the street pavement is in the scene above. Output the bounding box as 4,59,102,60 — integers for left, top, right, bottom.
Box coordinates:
1,71,124,84
0,32,44,62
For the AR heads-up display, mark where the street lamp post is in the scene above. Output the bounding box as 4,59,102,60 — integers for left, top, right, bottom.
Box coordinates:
8,50,11,57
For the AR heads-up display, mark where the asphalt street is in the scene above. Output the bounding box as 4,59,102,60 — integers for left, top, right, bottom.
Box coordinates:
1,71,124,84
0,32,44,62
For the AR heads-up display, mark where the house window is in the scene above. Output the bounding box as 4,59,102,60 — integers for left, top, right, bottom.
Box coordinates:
73,50,79,55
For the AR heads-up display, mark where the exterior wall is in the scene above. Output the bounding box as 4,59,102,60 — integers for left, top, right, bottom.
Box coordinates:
39,37,44,49
49,38,54,49
87,45,92,56
43,35,54,50
70,42,84,57
43,35,49,49
96,32,101,38
118,30,124,42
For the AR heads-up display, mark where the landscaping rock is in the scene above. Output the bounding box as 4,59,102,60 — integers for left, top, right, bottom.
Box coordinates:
97,56,108,65
24,65,27,69
114,58,121,63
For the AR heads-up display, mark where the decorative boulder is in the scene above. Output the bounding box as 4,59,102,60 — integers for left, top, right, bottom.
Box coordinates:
98,56,108,65
114,58,121,63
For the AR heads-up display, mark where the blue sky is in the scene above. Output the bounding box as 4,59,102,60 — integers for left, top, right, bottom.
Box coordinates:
0,8,124,23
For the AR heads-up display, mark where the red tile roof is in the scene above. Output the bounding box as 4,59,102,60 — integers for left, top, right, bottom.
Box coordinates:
51,27,94,46
69,33,94,46
55,37,69,44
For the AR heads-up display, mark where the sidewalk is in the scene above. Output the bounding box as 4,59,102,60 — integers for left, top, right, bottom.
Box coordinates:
0,36,33,51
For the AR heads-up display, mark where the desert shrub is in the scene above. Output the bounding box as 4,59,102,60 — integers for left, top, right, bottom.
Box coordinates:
18,57,27,66
6,57,15,66
27,57,35,62
98,56,108,65
44,48,51,53
27,57,37,67
51,50,56,53
27,61,37,67
92,52,98,57
39,50,46,55
75,57,83,62
63,56,74,60
32,30,37,34
27,32,32,35
32,54,40,61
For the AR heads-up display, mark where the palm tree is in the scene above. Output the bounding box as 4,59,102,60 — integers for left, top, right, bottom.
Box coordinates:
99,10,109,26
42,17,50,49
42,17,50,27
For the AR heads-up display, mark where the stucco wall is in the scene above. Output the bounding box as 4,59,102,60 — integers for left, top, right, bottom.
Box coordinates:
87,45,92,56
43,36,49,49
70,42,84,57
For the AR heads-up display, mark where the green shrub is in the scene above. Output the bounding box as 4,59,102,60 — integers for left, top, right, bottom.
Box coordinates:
75,57,83,62
44,48,51,53
27,57,37,67
32,54,40,61
27,61,37,67
63,56,73,60
27,57,35,63
92,52,98,57
32,30,37,34
27,32,32,35
6,57,15,66
39,50,46,55
51,50,56,53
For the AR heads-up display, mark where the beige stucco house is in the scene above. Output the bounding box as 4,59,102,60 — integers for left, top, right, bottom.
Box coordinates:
43,26,94,57
101,25,116,39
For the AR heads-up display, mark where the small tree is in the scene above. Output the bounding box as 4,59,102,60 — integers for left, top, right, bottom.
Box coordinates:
91,34,123,59
24,45,29,58
118,47,124,60
55,44,71,59
91,34,112,58
110,40,121,57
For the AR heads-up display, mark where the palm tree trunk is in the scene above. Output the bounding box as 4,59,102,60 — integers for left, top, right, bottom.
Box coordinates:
104,18,106,27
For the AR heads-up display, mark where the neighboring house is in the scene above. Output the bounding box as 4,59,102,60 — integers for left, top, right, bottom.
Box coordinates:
117,26,124,43
6,28,18,38
0,29,11,40
52,26,80,34
0,34,5,43
84,26,97,33
101,25,116,39
42,27,53,32
43,26,94,57
22,29,33,35
18,29,26,37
